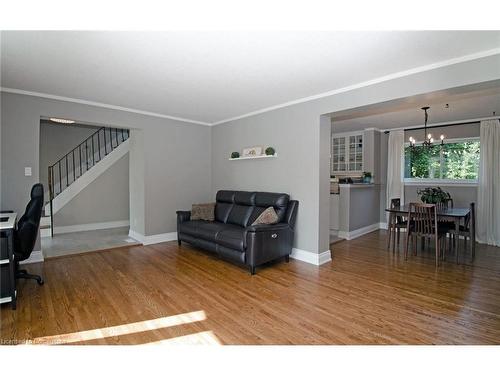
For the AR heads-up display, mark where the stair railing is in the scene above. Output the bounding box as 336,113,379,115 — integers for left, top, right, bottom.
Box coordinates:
47,127,130,237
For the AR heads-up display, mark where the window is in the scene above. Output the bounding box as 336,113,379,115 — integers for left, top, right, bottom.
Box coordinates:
404,138,480,183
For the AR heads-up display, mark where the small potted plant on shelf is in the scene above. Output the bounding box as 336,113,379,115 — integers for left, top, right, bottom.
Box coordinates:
362,172,372,183
230,151,240,159
417,187,451,204
265,147,276,156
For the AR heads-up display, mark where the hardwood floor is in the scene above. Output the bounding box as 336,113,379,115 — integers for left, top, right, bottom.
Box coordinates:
1,230,499,344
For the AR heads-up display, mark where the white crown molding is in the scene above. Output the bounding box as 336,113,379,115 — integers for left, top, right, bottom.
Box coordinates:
211,48,500,126
0,87,212,126
2,48,499,127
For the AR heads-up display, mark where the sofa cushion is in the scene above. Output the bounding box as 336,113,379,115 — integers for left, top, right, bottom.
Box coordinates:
227,204,254,227
180,220,228,241
234,191,256,205
251,206,279,225
215,226,246,251
255,192,289,222
216,190,235,203
191,203,215,221
215,202,233,223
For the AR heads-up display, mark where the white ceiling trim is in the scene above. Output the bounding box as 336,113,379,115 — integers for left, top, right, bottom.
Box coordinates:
0,87,212,126
1,48,499,127
211,48,500,126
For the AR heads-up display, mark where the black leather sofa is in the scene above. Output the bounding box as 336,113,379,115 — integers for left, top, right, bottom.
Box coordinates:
176,190,298,274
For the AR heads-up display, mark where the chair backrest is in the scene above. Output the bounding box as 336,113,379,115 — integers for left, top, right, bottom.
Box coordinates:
464,202,475,230
14,183,44,261
407,202,437,236
390,198,400,209
436,197,453,211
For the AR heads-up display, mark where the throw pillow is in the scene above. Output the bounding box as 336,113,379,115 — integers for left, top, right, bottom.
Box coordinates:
251,206,279,225
191,203,215,221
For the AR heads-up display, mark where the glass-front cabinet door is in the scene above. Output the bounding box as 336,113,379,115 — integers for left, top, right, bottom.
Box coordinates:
331,133,363,175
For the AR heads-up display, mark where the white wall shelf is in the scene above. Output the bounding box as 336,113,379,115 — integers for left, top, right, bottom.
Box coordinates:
229,154,278,161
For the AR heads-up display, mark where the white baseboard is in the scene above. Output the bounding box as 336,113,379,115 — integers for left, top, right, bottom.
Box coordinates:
379,222,388,230
20,250,44,264
128,230,178,245
291,248,332,266
339,222,384,240
53,220,129,234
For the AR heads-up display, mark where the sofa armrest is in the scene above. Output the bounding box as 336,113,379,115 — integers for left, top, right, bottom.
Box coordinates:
245,222,291,233
245,223,293,267
176,210,191,223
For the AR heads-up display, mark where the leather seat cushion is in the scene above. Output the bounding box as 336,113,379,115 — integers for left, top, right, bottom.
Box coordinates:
180,220,228,241
215,226,246,251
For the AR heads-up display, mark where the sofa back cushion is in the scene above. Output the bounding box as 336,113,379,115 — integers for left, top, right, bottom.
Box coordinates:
215,191,234,223
215,190,290,227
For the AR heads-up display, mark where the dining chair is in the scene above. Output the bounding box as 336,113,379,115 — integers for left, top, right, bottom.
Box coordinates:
448,202,476,263
405,203,447,267
387,198,407,252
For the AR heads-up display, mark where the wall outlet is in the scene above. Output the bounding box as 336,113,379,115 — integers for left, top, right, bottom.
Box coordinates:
24,167,32,176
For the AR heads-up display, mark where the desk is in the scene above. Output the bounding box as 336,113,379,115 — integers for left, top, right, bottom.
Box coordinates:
385,205,472,264
0,212,17,309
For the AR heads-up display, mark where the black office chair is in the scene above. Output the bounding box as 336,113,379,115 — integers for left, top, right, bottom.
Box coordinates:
13,183,45,285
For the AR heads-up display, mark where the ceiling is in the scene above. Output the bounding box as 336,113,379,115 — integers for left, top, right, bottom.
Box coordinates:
1,31,500,125
331,83,500,133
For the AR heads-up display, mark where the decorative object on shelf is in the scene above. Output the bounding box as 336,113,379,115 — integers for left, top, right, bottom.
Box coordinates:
230,151,240,159
362,172,372,183
408,106,445,150
417,187,451,204
242,146,263,157
265,147,276,156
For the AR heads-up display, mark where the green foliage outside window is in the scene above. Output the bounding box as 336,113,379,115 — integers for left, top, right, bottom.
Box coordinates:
404,140,480,180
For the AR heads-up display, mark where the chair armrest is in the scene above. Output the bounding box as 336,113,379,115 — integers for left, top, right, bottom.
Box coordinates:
176,210,191,223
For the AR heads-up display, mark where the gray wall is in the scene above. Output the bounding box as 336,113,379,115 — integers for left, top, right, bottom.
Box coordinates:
2,54,498,256
211,54,500,255
54,153,130,226
39,121,99,193
0,92,212,248
349,186,381,231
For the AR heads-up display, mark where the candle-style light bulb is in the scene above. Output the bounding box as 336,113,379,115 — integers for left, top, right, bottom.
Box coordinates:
428,133,432,139
440,134,444,140
430,138,434,143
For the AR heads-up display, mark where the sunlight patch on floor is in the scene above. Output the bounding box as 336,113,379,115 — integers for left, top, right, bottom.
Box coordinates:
32,310,207,344
140,330,222,345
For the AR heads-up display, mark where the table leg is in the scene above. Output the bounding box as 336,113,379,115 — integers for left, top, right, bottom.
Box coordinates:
386,213,393,251
7,229,16,310
470,213,475,261
455,217,460,265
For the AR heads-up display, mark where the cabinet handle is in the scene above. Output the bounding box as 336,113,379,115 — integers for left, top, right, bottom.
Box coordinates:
271,233,278,238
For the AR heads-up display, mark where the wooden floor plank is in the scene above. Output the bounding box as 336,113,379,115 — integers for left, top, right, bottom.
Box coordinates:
1,230,499,344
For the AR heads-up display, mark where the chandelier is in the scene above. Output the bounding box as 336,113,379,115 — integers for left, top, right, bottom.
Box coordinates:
408,106,445,149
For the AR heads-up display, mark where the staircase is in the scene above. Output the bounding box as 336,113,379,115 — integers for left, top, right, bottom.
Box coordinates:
42,127,130,237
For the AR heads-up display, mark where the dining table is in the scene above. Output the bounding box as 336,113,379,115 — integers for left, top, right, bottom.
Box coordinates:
385,204,473,263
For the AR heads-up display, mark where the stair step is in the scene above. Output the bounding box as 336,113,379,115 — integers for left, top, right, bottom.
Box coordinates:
40,216,52,226
40,227,52,238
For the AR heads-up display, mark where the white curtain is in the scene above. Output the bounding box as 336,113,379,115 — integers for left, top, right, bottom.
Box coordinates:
386,130,405,209
477,119,500,246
